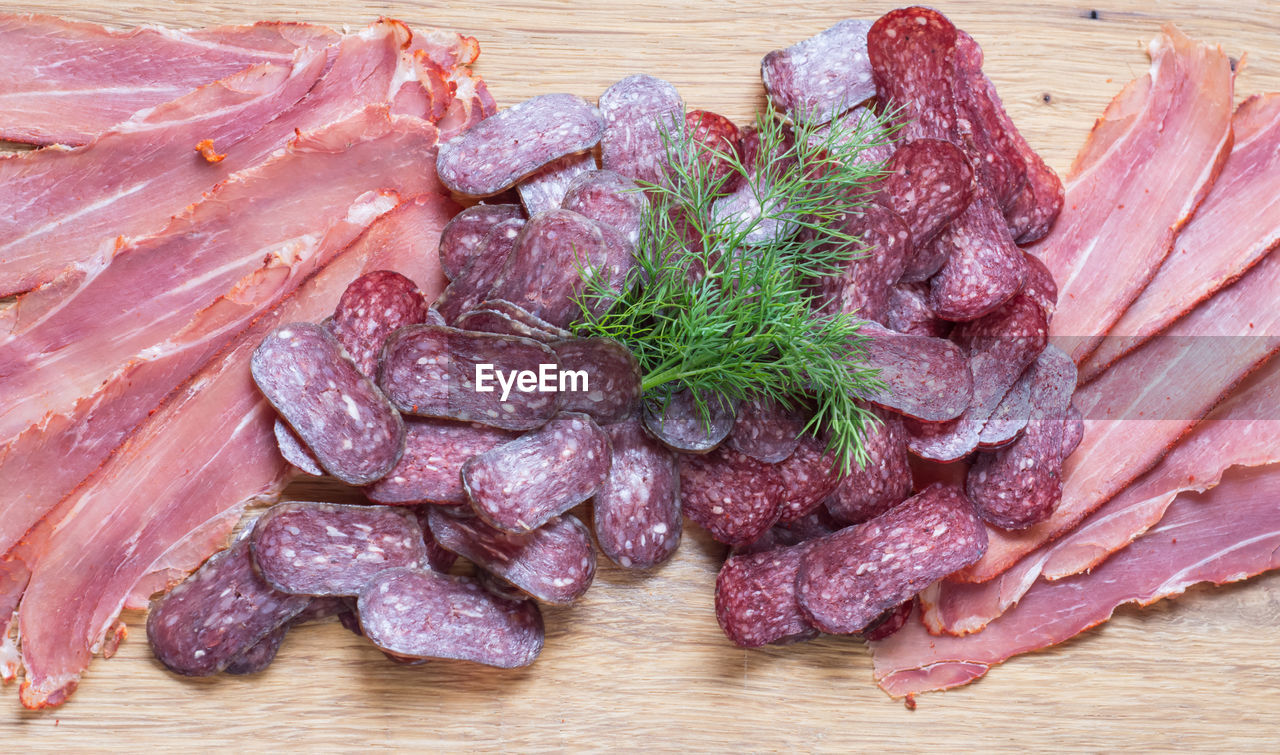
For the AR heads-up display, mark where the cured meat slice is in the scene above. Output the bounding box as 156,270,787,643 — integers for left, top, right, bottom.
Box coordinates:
883,139,975,269
862,600,912,642
951,31,1026,211
366,419,515,505
885,283,949,338
593,416,682,569
1033,25,1233,364
329,270,429,377
727,397,804,464
560,170,649,246
437,203,525,281
716,543,818,648
598,74,683,186
760,19,874,125
463,413,611,533
452,307,559,343
416,509,460,573
683,109,743,185
796,483,986,634
809,203,913,324
433,218,524,323
867,7,959,142
437,93,604,196
679,445,785,547
475,300,572,340
549,337,642,423
642,389,737,454
824,406,912,524
736,508,843,556
859,321,972,422
813,105,896,171
774,433,843,523
357,567,543,668
710,126,799,246
517,152,597,216
427,509,596,604
252,323,405,486
251,503,427,595
145,534,310,677
273,419,323,476
926,191,1026,321
223,624,288,676
1020,251,1058,319
379,324,562,431
977,369,1032,448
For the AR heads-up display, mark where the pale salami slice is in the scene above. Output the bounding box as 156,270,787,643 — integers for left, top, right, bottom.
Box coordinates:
727,397,804,464
716,542,819,648
1062,403,1085,458
813,105,896,171
433,218,524,324
453,307,561,343
437,93,604,197
252,323,404,486
868,7,960,142
885,139,975,269
224,624,287,676
775,433,844,523
599,74,684,186
549,337,641,423
379,324,562,431
438,204,525,281
858,320,972,422
251,503,427,596
365,419,516,505
809,203,913,324
357,567,543,668
761,19,875,125
711,126,799,246
885,282,950,338
796,482,987,634
593,416,682,569
679,445,785,547
428,509,596,604
824,406,913,524
476,300,573,340
978,366,1032,448
642,388,737,454
927,191,1027,321
561,170,649,246
274,418,322,477
861,599,913,641
463,412,612,533
517,152,597,216
330,270,429,377
952,31,1027,211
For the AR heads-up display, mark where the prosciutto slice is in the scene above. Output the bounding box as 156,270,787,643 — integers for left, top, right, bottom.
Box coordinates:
872,462,1280,697
1031,26,1233,365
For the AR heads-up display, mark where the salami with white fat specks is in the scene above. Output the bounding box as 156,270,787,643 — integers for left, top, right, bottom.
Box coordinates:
797,482,987,634
868,7,960,142
252,323,404,486
1005,146,1065,245
775,433,844,523
428,509,596,604
379,324,562,431
824,405,913,524
476,300,572,340
437,93,604,197
274,418,322,476
727,397,804,464
735,507,844,556
438,204,525,281
978,365,1032,448
433,218,524,324
251,503,427,596
517,152,597,216
366,419,516,505
453,307,560,343
642,388,737,454
716,542,818,648
858,320,972,422
952,31,1026,212
711,126,799,246
330,271,429,377
593,416,682,569
862,599,913,641
761,19,875,125
357,567,543,668
223,624,287,676
599,74,683,186
561,170,649,246
809,202,912,324
463,412,612,533
886,282,950,338
549,337,641,423
414,507,461,573
813,105,896,171
927,190,1027,321
679,444,785,547
885,139,975,277
146,534,310,677
1020,251,1058,319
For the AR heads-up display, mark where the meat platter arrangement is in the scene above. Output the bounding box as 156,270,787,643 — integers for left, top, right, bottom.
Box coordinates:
0,5,1278,713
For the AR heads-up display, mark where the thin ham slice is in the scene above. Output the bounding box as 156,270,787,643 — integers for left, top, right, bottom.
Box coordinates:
872,462,1280,697
1031,25,1233,365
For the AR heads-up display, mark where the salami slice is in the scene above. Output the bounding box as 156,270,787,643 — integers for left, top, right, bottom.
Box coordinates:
428,509,596,604
517,152,597,216
365,419,516,506
598,74,684,186
809,203,913,324
727,397,804,464
476,300,572,340
711,126,799,246
1005,147,1065,245
357,567,543,668
796,482,987,634
761,19,875,125
453,307,561,343
716,542,819,648
952,31,1026,211
433,218,523,324
867,7,960,142
679,444,785,547
775,433,844,523
824,406,913,524
813,105,896,171
549,337,641,423
927,191,1027,321
1020,251,1058,320
684,109,743,186
251,502,427,596
885,282,950,338
274,418,322,477
146,535,310,677
858,320,972,422
463,412,612,533
415,508,461,573
735,507,844,556
1062,403,1084,458
330,270,429,377
861,599,913,641
224,624,287,676
437,93,604,197
379,324,562,431
252,323,404,486
561,170,649,246
978,366,1032,448
593,416,682,569
642,388,737,454
884,138,975,271
438,204,525,281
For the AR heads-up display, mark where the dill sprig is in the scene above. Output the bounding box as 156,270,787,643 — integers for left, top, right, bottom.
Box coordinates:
573,107,898,470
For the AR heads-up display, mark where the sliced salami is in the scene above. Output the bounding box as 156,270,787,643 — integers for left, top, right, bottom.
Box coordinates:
813,105,896,171
593,416,682,569
357,567,543,668
679,445,785,547
716,542,818,648
379,324,562,431
453,307,561,343
223,625,287,676
711,126,799,246
761,19,875,125
978,366,1032,448
952,31,1026,211
598,74,684,186
463,412,612,533
365,419,516,506
858,320,972,422
517,152,597,216
885,282,950,338
561,170,649,246
824,406,913,524
867,7,960,142
437,93,604,197
684,109,742,186
1062,403,1085,458
415,508,460,573
1005,147,1065,245
274,418,322,477
796,482,987,634
1020,251,1059,320
809,203,913,324
927,191,1027,321
428,509,596,605
251,323,404,486
438,204,525,281
861,599,913,641
433,218,524,324
329,270,429,377
548,337,641,423
642,388,737,454
884,138,975,270
727,397,804,464
735,507,844,556
775,433,844,523
476,299,573,340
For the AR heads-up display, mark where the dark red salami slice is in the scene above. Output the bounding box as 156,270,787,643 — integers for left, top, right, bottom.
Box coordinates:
952,31,1026,211
365,418,516,506
433,218,524,324
927,191,1027,321
858,320,972,422
885,282,950,338
330,270,429,377
824,406,913,524
978,366,1032,448
679,444,785,547
463,412,612,533
274,418,322,477
437,93,604,197
727,397,804,464
476,300,572,340
684,109,742,186
438,204,525,281
884,139,975,267
809,203,913,324
379,324,562,431
517,152,597,216
593,416,682,569
598,74,684,186
146,534,310,677
1020,251,1058,320
775,433,844,523
1005,148,1065,245
251,323,404,486
642,388,737,454
715,542,819,648
424,308,446,327
453,307,560,343
735,507,844,556
867,7,960,142
414,507,460,573
357,567,543,668
560,170,648,247
761,18,875,125
223,624,287,676
428,509,596,605
796,482,987,634
548,337,641,423
861,599,913,641
251,502,427,596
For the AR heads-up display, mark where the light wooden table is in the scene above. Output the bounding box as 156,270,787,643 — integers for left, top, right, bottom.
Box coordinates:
3,1,1279,750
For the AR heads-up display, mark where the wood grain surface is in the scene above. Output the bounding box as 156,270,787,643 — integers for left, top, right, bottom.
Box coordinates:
4,1,1280,750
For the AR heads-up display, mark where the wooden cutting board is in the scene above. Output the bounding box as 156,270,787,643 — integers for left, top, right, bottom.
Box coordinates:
4,1,1279,749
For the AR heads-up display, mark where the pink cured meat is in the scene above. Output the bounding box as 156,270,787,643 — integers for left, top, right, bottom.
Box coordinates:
428,509,596,604
549,338,642,424
593,416,682,569
329,270,429,377
643,389,737,454
679,445,786,547
598,74,684,186
223,624,287,675
867,7,960,143
273,419,323,476
357,567,543,668
927,190,1027,322
727,397,804,464
437,93,604,196
250,503,427,596
561,170,649,246
760,19,875,125
809,203,913,324
463,413,612,533
251,323,405,486
437,203,525,280
824,406,913,524
433,218,524,323
517,152,597,216
774,434,844,523
859,321,972,422
796,483,987,634
951,31,1026,211
884,139,975,276
885,283,949,338
715,542,818,648
365,419,516,505
379,324,562,431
